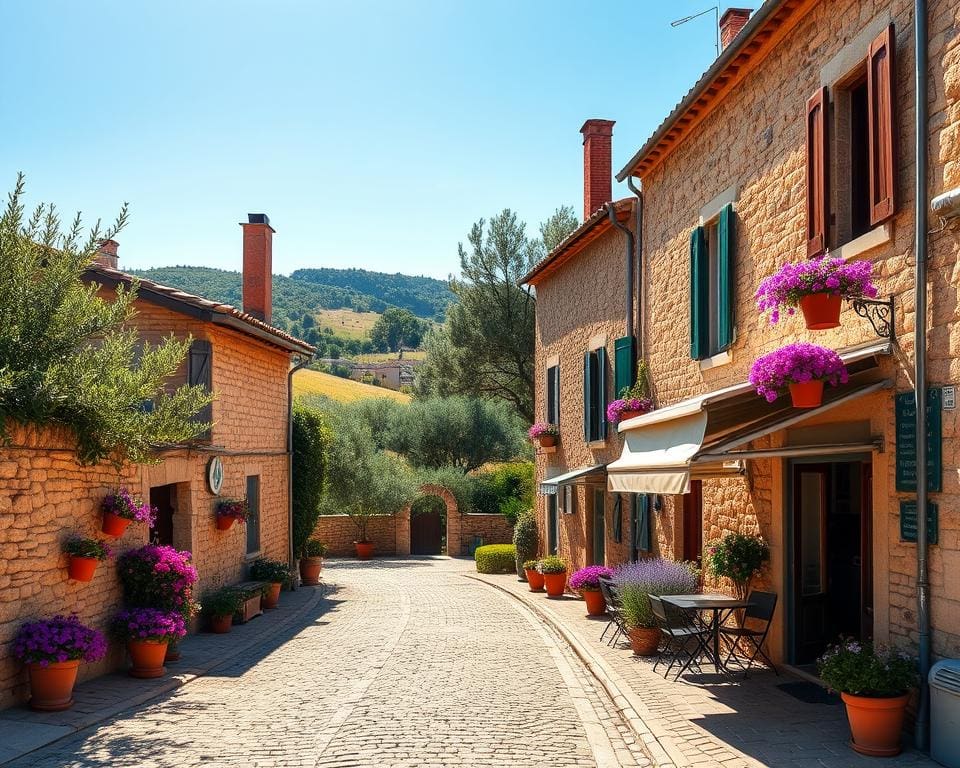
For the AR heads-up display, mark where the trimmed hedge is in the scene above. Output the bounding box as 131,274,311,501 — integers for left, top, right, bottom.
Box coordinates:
474,544,516,574
292,406,331,558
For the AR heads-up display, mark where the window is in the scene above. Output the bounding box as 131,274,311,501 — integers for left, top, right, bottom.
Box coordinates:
631,494,652,560
546,364,560,425
560,484,577,515
807,23,897,255
583,348,608,442
245,475,261,555
613,336,636,399
592,489,605,565
188,339,213,440
690,203,734,360
612,494,623,544
547,495,558,555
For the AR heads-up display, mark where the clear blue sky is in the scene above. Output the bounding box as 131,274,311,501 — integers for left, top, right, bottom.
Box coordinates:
1,1,723,280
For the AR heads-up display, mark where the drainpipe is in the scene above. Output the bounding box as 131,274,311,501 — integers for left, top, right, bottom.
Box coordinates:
626,177,645,360
287,353,313,586
914,0,930,750
608,203,635,342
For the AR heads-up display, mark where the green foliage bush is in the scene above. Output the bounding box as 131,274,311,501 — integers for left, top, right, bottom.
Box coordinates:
292,406,331,558
249,558,291,585
512,510,538,577
537,555,567,574
202,588,245,617
474,544,516,574
471,461,534,523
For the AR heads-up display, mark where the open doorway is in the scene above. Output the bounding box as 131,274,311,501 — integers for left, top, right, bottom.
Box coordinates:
790,460,873,666
149,484,177,546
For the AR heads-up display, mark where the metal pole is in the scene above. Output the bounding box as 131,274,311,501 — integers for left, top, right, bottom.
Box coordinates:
914,0,931,751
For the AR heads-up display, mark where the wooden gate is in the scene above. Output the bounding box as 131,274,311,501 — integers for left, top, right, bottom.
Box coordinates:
410,508,443,555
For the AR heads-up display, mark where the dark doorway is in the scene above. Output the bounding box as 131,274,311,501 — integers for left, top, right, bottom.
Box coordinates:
791,461,871,665
547,495,559,556
149,484,176,546
592,488,605,565
682,480,703,567
411,496,444,555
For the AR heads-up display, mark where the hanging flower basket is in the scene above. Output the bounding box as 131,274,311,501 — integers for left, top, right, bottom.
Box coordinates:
607,397,653,425
101,489,157,537
63,537,112,582
528,423,559,448
756,254,877,329
215,498,249,530
749,343,848,408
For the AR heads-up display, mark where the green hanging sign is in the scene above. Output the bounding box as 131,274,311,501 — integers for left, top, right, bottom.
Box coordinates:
894,388,942,492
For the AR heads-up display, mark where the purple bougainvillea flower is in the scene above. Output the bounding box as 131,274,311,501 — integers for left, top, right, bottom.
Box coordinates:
749,343,848,403
756,255,877,324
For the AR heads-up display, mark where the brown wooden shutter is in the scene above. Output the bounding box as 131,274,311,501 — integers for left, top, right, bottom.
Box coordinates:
805,87,829,257
868,23,897,226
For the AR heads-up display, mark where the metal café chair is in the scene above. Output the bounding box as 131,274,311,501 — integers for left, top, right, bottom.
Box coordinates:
649,595,712,680
599,577,628,647
719,590,779,677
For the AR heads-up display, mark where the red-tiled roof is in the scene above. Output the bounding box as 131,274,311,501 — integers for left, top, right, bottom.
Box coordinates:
85,263,315,356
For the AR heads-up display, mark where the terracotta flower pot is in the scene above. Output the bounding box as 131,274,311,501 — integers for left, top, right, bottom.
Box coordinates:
68,556,99,582
543,571,567,598
789,379,824,408
216,515,236,531
209,614,233,634
619,410,644,422
800,292,842,330
355,541,374,560
300,557,323,585
536,434,557,448
262,582,282,609
582,588,606,616
126,640,168,678
101,511,132,537
524,568,545,592
27,660,80,711
627,626,662,656
841,692,910,757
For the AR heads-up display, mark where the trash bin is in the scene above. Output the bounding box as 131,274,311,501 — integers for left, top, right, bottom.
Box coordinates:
930,659,960,767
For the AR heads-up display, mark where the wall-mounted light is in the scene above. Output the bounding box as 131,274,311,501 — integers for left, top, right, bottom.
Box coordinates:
931,187,960,221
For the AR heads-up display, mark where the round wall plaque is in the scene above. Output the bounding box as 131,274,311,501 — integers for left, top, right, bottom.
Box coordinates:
207,456,224,495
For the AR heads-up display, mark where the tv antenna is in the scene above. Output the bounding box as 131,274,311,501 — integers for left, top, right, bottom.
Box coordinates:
671,6,720,58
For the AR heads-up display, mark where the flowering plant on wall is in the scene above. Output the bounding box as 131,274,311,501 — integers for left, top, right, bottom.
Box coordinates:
755,255,877,323
117,545,198,613
606,397,653,425
13,614,108,666
568,565,613,592
110,607,187,643
63,536,112,561
528,423,559,440
102,488,157,525
748,343,848,403
216,497,250,523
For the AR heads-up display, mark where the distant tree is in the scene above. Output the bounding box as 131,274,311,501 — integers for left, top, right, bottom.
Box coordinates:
0,174,213,465
301,312,315,329
539,205,579,254
370,307,427,352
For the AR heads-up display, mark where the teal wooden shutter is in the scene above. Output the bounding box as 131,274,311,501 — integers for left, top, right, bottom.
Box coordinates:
612,495,623,543
689,226,708,360
583,352,592,441
717,204,735,351
613,336,636,398
596,347,608,440
552,366,560,424
634,494,652,553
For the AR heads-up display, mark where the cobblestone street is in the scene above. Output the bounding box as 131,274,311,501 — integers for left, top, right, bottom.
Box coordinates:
8,558,649,768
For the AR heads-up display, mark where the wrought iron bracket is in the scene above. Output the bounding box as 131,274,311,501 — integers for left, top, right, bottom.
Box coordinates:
852,295,895,342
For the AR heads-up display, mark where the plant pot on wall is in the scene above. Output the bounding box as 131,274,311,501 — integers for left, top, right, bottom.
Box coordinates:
789,380,824,408
627,627,662,657
216,515,236,531
27,660,81,711
800,292,842,330
67,556,99,582
355,541,374,560
101,512,132,537
537,435,557,448
841,692,910,757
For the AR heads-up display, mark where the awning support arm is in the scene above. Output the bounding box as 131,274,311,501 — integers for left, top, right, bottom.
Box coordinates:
695,438,883,464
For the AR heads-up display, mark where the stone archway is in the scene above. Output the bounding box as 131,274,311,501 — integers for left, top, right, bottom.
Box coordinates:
396,484,459,556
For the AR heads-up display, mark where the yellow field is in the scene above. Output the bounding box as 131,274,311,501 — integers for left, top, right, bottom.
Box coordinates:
353,350,427,363
293,368,411,403
315,309,380,339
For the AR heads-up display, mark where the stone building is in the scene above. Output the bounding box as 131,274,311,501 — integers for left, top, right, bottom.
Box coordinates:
524,0,960,689
0,214,313,709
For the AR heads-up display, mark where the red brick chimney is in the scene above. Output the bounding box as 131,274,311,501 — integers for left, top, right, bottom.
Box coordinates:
94,239,119,270
240,213,274,323
720,8,752,50
580,119,615,220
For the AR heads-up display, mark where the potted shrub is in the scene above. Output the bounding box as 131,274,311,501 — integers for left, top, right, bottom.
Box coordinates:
347,506,378,560
537,556,568,598
756,254,877,329
13,615,107,711
249,558,290,609
63,536,111,582
513,510,538,580
818,640,918,756
215,497,249,531
749,342,848,408
705,532,770,602
110,607,186,678
569,565,614,616
613,558,698,656
101,488,156,537
202,589,243,633
300,539,327,585
523,559,545,592
528,422,560,448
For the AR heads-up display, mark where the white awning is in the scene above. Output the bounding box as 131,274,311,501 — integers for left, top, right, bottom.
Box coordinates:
540,465,606,494
608,341,892,495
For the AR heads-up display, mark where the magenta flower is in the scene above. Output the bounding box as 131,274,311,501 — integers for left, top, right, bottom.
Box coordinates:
102,488,157,526
606,397,653,424
569,565,614,591
756,255,877,323
110,608,186,642
749,343,848,402
216,498,250,522
117,545,198,614
528,422,559,439
13,615,107,667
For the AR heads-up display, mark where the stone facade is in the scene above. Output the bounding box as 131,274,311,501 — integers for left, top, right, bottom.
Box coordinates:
531,0,960,665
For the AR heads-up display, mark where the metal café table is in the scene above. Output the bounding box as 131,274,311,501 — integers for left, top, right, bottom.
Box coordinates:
659,593,751,674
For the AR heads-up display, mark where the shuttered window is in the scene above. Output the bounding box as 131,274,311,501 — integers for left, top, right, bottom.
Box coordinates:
612,494,623,544
805,86,829,257
632,494,652,555
188,339,213,440
613,336,636,399
546,365,560,425
868,23,896,226
245,475,260,555
690,205,735,361
716,204,735,351
689,226,708,360
583,348,608,442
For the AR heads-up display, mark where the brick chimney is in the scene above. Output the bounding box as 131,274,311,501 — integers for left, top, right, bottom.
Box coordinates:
720,8,752,50
240,213,274,323
94,239,119,270
580,119,615,220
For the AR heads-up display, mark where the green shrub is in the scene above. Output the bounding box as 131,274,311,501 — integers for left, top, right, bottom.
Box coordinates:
303,539,327,558
474,544,516,574
522,559,538,570
292,406,331,558
249,558,291,585
512,509,538,577
202,588,244,618
537,555,567,574
470,460,534,523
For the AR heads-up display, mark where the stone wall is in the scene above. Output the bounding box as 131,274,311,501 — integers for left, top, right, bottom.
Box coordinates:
311,515,399,557
459,515,515,555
